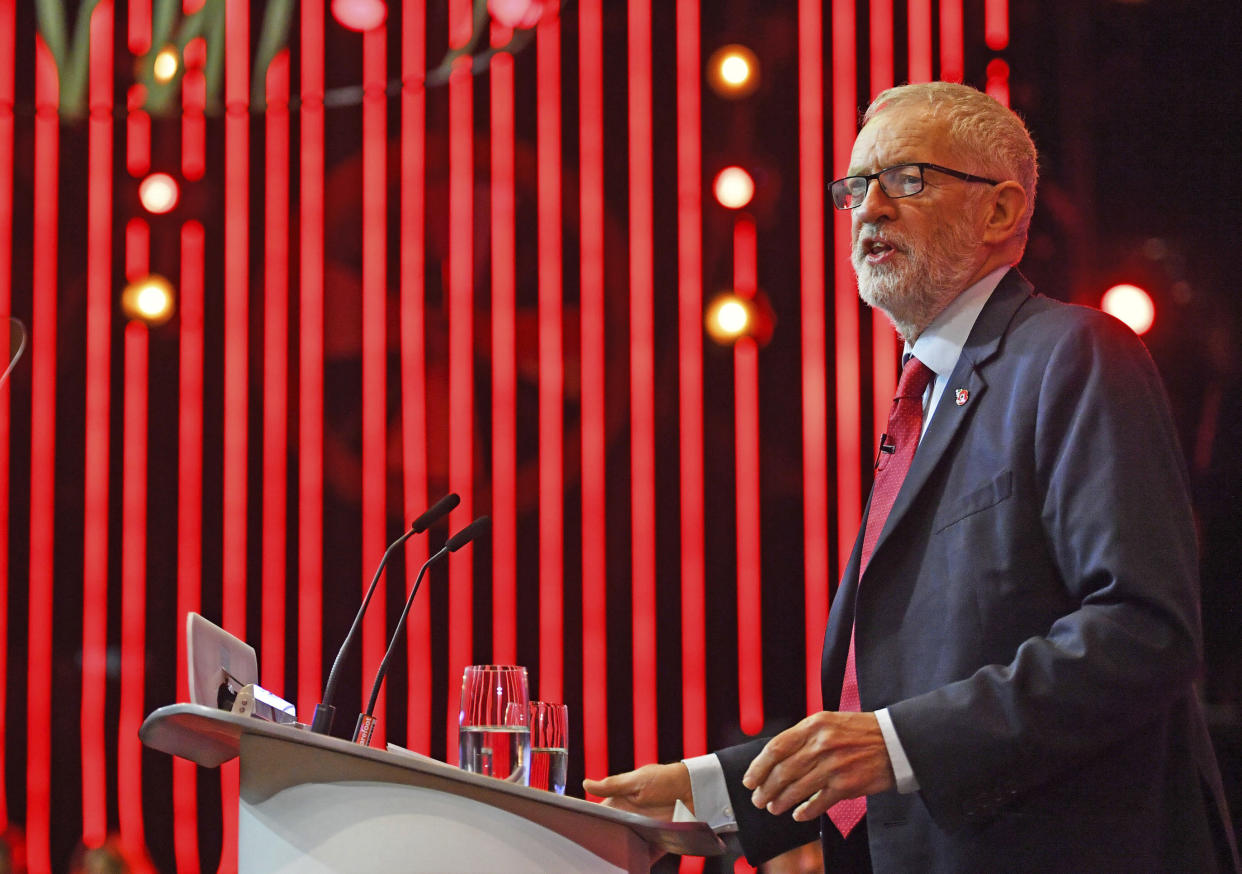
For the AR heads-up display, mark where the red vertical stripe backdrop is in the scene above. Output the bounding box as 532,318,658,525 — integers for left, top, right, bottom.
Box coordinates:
127,84,150,177
220,1,250,869
869,0,894,92
361,24,389,740
490,18,518,670
627,0,658,771
27,35,58,874
120,216,149,866
832,0,862,638
537,10,565,706
80,0,114,848
940,0,965,81
402,0,431,754
733,216,763,737
446,33,475,765
675,0,707,762
0,0,12,831
182,38,206,180
799,0,831,715
262,50,291,700
175,221,207,871
987,0,1010,50
578,0,610,787
870,0,900,464
909,0,934,83
118,319,150,868
128,0,150,54
298,0,326,753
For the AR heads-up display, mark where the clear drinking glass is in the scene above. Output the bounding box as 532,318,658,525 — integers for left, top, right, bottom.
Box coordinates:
527,701,569,794
458,665,531,785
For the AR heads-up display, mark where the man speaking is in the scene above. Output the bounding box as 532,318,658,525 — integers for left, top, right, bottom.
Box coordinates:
585,82,1240,872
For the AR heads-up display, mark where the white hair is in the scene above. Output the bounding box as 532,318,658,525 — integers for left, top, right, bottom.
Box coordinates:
863,82,1039,247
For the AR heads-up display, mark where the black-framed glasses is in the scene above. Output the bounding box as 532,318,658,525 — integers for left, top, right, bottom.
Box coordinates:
829,162,1000,210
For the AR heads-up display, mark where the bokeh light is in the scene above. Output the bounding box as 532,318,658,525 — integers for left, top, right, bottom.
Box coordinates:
1100,283,1156,335
331,0,388,32
138,173,179,214
707,44,760,98
706,292,772,346
715,300,749,337
488,0,544,29
121,275,176,326
152,47,179,83
713,166,755,209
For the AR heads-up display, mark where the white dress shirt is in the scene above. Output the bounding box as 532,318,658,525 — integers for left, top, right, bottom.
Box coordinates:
684,265,1010,831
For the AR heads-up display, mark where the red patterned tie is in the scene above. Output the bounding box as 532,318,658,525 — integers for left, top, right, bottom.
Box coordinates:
828,355,934,837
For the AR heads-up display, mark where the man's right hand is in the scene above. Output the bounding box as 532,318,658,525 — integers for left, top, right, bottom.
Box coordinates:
582,762,694,821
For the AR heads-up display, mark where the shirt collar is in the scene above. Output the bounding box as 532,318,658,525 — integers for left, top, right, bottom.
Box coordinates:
907,266,1010,378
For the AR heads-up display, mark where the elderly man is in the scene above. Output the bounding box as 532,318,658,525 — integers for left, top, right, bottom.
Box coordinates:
585,82,1240,872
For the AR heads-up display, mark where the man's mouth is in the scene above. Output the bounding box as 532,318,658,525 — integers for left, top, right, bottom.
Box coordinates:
861,238,897,265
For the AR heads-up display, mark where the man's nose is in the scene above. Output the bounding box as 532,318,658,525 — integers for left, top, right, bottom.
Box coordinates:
854,177,897,223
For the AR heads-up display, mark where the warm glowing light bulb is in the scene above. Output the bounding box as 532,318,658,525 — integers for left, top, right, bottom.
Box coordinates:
720,53,751,86
1100,283,1155,335
122,275,176,326
139,173,179,214
705,293,754,345
137,285,167,317
716,301,749,335
332,0,388,31
153,47,179,82
707,44,760,98
714,166,755,209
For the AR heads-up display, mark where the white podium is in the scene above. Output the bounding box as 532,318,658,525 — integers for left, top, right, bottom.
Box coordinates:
141,704,723,873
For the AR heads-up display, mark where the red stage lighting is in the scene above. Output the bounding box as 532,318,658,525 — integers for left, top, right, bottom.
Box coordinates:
986,58,1010,107
1101,283,1155,335
488,0,543,29
331,0,387,32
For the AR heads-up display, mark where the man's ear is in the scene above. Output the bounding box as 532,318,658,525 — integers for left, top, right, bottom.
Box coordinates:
980,181,1027,244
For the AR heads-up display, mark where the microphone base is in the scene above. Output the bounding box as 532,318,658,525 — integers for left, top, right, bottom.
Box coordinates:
310,703,336,735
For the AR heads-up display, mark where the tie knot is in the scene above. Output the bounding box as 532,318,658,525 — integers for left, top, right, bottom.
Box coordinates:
896,356,934,400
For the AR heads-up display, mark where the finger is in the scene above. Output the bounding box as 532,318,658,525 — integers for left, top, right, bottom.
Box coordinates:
792,783,848,822
746,711,846,803
753,744,835,814
742,723,806,789
582,771,636,799
763,760,841,816
792,789,832,822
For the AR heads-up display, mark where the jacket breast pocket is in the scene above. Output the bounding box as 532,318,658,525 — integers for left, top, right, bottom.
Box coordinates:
932,469,1014,533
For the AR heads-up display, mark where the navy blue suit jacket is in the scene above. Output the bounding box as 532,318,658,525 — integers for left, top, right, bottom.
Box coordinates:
717,270,1240,872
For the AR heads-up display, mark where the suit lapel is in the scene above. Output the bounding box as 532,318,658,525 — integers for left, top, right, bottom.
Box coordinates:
860,269,1034,581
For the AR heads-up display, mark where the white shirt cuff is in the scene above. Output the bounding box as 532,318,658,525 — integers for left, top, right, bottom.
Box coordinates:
875,707,919,793
683,753,739,833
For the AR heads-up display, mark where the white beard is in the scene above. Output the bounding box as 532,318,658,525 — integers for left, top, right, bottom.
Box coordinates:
853,214,983,342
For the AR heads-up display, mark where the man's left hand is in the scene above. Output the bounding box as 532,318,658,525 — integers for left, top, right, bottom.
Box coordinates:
742,711,896,821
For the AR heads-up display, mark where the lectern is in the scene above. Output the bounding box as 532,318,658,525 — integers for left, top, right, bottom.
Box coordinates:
141,704,723,873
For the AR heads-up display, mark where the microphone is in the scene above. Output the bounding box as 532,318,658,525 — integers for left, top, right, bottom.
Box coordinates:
412,492,461,533
309,494,460,736
875,434,896,470
353,516,491,745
